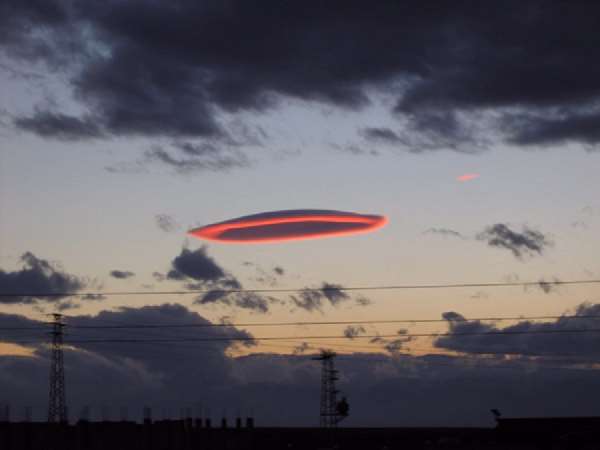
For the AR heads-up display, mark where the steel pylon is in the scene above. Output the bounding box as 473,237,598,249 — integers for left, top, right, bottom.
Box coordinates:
48,313,67,423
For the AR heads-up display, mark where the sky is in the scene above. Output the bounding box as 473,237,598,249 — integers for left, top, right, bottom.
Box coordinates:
1,0,600,426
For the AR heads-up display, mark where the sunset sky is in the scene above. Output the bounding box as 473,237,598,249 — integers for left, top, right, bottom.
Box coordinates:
1,1,600,426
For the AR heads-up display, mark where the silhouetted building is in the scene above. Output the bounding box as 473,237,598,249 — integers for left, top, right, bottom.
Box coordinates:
1,415,600,449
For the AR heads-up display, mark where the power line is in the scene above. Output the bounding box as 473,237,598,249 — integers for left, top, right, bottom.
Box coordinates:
62,314,600,329
18,333,599,373
9,327,600,345
3,313,600,331
8,327,599,373
1,278,599,299
334,356,600,372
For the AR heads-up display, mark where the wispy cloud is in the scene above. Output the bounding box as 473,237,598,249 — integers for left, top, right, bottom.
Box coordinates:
477,224,552,259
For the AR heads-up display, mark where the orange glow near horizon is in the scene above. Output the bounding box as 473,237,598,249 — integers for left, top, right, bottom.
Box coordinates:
0,343,35,357
189,210,388,243
457,173,480,182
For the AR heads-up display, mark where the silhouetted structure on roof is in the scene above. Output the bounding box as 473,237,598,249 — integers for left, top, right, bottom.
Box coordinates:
1,414,600,449
496,415,600,433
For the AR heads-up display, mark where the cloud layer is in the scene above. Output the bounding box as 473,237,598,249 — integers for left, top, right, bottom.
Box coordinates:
156,247,369,314
4,1,600,152
4,303,600,425
435,303,600,360
0,252,86,304
160,247,273,313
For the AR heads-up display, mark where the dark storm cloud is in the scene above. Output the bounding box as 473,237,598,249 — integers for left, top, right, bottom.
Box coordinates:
0,252,86,304
476,224,551,259
109,270,135,280
166,247,271,313
506,110,600,147
408,110,463,138
68,304,257,357
0,0,71,64
5,1,600,149
197,289,229,305
75,55,223,139
435,303,600,360
0,304,257,421
167,247,225,282
0,312,45,335
5,304,600,425
233,352,600,426
0,62,43,81
14,111,103,140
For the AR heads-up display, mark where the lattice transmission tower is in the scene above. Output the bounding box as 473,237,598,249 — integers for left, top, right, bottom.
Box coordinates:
48,313,67,423
313,350,341,428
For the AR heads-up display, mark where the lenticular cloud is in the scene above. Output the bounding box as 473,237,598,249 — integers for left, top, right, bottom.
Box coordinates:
189,209,387,244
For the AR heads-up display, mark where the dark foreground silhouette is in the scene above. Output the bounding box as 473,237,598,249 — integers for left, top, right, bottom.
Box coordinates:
2,416,600,449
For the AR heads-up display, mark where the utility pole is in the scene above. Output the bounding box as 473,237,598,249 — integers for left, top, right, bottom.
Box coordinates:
48,313,67,423
313,350,341,428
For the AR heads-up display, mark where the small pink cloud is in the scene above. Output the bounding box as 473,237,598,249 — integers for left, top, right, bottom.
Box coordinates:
457,173,480,182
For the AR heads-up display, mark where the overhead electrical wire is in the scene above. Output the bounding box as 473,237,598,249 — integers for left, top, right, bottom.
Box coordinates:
0,278,598,299
38,335,600,373
62,314,600,329
4,323,599,372
8,327,600,345
1,312,600,331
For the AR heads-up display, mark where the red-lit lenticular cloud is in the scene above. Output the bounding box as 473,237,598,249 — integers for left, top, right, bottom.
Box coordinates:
457,173,480,182
188,209,388,244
